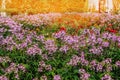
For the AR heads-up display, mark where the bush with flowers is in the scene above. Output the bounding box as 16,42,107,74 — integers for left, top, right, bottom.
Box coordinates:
0,13,120,80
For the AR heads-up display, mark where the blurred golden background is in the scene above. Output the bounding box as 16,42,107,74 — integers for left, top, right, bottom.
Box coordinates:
0,0,120,14
0,0,87,14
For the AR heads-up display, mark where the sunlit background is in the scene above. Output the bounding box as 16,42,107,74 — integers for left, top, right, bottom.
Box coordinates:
0,0,120,15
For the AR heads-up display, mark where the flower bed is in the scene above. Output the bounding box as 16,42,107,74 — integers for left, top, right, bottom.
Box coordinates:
0,13,120,80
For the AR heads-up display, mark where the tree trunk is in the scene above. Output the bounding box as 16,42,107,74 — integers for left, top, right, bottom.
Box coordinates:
1,0,7,17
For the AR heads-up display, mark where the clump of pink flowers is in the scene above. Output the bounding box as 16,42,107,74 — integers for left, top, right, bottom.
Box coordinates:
101,74,113,80
53,75,61,80
79,69,90,80
38,60,52,72
0,75,8,80
115,61,120,67
27,44,42,55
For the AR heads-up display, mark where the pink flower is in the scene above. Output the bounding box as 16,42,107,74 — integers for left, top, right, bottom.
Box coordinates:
53,75,61,80
102,42,109,47
26,44,42,55
101,74,112,80
0,75,8,80
115,61,120,67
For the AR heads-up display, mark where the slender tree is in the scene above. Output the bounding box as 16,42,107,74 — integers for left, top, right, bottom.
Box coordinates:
1,0,11,17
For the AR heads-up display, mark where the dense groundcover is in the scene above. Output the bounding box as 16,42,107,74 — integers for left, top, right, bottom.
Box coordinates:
0,13,120,80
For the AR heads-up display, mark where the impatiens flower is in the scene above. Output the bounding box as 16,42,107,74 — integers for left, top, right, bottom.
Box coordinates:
109,29,117,33
108,23,112,27
60,27,66,31
53,75,61,80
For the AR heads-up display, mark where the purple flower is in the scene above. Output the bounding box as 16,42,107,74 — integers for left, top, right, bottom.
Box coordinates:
67,55,80,66
0,56,11,63
5,62,18,74
32,78,39,80
89,46,103,55
79,68,90,80
0,28,5,33
0,75,8,80
59,45,69,53
111,34,117,42
41,75,47,80
26,44,42,55
80,73,90,80
106,65,112,72
15,73,19,79
107,33,112,40
63,35,73,44
118,43,120,47
80,59,89,66
90,60,97,70
39,61,46,67
102,42,109,47
96,63,103,72
15,33,24,40
17,64,26,72
53,30,66,39
102,32,109,39
38,66,43,72
103,58,112,64
35,35,45,42
18,42,28,49
115,61,120,67
45,65,52,71
117,36,120,43
72,43,80,50
101,74,112,80
44,39,57,54
97,38,103,44
53,75,61,80
79,69,86,74
41,54,48,60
